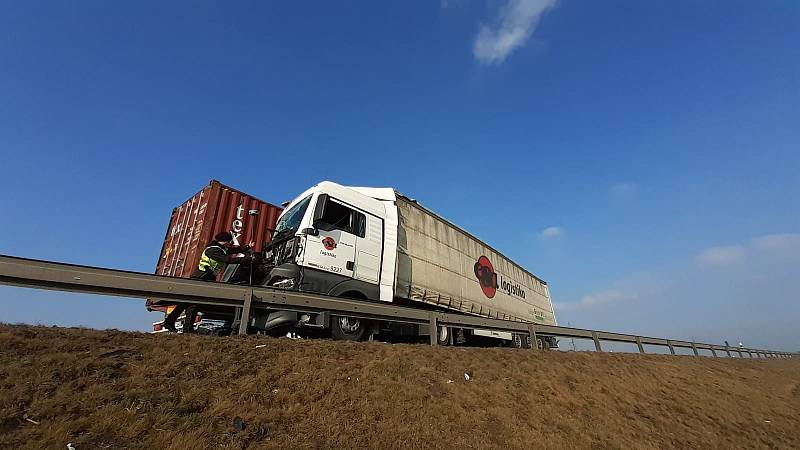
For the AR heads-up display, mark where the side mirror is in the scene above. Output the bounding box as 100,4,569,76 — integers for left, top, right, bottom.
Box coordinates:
313,194,329,223
301,227,319,236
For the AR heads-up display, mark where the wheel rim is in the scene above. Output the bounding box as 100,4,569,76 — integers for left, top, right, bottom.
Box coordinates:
339,317,362,334
438,326,449,342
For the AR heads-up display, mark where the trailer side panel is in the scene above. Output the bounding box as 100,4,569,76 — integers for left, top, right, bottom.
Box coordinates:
395,196,556,325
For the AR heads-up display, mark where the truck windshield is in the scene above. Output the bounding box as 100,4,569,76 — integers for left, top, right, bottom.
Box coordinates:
274,195,312,235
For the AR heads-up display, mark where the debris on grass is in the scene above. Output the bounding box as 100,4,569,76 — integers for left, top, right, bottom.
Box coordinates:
233,416,245,431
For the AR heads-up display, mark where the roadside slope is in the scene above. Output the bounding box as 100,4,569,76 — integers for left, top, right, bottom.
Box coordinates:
1,324,798,449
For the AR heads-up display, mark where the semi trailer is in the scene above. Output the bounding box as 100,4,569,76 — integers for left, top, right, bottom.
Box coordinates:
220,181,558,348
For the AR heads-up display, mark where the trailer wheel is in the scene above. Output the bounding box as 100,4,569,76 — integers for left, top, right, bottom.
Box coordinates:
512,333,527,349
437,325,452,346
331,316,367,341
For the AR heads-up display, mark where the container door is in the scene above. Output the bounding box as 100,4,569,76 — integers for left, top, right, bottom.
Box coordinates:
303,198,357,277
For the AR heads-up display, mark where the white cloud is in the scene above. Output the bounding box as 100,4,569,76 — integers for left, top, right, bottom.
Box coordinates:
696,245,746,267
609,183,638,199
695,234,800,268
554,232,800,349
555,289,630,312
751,233,800,252
539,226,562,239
473,0,557,65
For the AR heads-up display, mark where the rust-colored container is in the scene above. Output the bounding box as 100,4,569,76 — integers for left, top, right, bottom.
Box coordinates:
155,180,282,280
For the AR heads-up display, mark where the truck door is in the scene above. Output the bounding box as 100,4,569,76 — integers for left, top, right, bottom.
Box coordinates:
304,198,357,277
353,212,381,284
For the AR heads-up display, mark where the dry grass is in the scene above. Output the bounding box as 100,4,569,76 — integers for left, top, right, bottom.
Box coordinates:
1,324,799,449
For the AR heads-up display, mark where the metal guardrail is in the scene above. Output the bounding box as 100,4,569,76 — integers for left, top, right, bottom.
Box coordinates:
0,254,795,358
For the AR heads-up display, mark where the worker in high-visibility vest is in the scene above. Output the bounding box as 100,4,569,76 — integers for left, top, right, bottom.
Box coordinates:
163,231,254,332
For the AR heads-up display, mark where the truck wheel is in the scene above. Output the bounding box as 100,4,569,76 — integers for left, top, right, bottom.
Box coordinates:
331,316,367,341
437,325,452,346
512,333,527,349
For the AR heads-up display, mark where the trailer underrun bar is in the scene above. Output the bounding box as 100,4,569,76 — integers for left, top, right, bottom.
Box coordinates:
0,254,794,359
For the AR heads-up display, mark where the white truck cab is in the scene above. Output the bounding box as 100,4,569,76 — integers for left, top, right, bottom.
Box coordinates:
264,181,396,303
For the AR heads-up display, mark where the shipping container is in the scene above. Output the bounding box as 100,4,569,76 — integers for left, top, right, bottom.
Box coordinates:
394,196,556,325
147,181,281,314
155,180,282,280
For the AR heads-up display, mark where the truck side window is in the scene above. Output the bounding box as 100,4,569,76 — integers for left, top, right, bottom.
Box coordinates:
319,200,352,231
318,199,367,238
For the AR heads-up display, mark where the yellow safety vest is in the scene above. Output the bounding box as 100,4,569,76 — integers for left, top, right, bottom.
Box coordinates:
198,245,225,274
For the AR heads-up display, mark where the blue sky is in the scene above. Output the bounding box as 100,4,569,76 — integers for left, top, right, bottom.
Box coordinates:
1,1,798,350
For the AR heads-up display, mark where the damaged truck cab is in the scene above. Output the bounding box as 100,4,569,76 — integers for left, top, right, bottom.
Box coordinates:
252,182,396,340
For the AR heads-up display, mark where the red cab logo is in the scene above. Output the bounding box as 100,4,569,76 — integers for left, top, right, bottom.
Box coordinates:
474,255,498,298
322,237,337,251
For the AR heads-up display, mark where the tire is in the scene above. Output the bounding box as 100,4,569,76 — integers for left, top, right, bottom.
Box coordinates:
437,325,452,346
512,333,525,349
331,315,367,341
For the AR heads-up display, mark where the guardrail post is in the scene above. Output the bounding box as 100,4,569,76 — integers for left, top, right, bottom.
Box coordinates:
592,332,602,352
667,340,676,355
238,289,253,336
710,346,718,357
527,324,538,353
635,336,645,354
747,350,754,358
737,347,743,358
429,313,438,346
691,342,699,357
724,344,731,357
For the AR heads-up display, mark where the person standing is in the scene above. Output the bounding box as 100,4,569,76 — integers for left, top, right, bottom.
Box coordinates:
163,232,254,332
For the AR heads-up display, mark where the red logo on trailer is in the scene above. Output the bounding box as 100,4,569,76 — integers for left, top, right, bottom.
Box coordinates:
322,237,337,251
474,255,498,298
